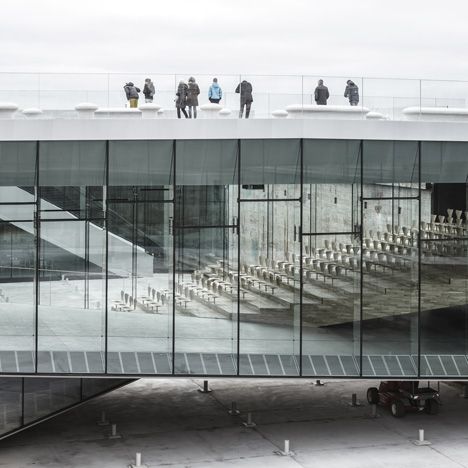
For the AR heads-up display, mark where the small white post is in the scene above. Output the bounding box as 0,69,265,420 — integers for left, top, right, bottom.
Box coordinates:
198,380,212,393
284,440,290,454
135,452,141,467
243,412,256,428
413,428,431,446
108,423,122,439
97,410,109,426
228,401,240,415
274,439,294,456
349,393,361,407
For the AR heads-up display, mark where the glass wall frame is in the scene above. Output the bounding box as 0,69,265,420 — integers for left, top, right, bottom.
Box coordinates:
1,138,468,379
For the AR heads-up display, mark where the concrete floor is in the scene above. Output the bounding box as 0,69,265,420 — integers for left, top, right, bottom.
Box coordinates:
1,378,468,467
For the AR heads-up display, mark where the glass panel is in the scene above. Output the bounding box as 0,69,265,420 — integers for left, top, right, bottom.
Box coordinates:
174,227,238,374
23,377,81,424
239,200,300,376
420,142,468,378
0,378,22,435
0,219,35,371
302,140,361,376
362,141,419,377
39,141,106,219
240,139,300,200
37,221,105,373
107,141,174,374
0,142,36,189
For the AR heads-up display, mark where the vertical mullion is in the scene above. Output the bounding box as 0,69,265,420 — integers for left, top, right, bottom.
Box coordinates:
417,141,422,378
104,140,109,374
359,140,364,377
236,139,241,376
34,141,40,374
299,138,304,376
172,140,176,375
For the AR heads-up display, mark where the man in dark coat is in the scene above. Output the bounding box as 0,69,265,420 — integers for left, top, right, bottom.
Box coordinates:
344,80,360,106
314,79,329,105
123,82,141,108
235,80,253,118
143,78,155,103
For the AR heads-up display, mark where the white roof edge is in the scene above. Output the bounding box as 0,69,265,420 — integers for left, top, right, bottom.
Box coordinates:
1,118,468,142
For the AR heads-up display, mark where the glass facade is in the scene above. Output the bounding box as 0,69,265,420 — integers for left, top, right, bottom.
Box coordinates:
0,377,131,439
0,138,467,378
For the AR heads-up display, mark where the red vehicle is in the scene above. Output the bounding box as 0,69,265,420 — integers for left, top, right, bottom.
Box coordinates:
367,381,441,418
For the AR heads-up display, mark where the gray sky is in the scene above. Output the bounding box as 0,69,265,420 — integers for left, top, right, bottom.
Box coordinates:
0,0,467,80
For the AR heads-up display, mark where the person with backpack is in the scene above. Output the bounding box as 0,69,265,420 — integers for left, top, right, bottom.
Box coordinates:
123,82,141,108
175,80,189,118
186,77,200,118
208,78,222,103
344,80,359,106
143,78,155,103
314,79,329,105
235,80,253,118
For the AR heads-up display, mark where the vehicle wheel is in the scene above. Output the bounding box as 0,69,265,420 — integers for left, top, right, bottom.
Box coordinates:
391,400,405,418
367,387,379,405
425,399,439,415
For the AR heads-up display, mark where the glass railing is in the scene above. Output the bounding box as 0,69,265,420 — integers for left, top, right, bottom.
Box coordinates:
1,72,468,121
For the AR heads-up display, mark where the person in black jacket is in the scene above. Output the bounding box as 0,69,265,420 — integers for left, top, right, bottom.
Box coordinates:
314,79,329,105
143,78,155,103
344,80,360,106
235,80,253,118
123,82,141,108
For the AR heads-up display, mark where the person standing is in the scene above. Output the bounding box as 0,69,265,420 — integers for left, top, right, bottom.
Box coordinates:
344,80,360,106
123,82,141,108
314,79,329,105
235,80,253,118
187,77,200,118
143,78,155,103
175,81,189,118
208,77,222,103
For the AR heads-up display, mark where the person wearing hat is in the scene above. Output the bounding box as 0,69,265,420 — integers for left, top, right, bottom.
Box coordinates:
187,77,200,118
314,79,329,105
123,82,141,108
344,80,359,106
143,78,155,103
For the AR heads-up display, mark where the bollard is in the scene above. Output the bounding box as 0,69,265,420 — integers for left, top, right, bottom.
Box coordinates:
412,428,431,446
228,401,240,415
198,380,212,393
242,412,256,428
349,393,362,407
108,423,122,439
461,384,468,399
314,379,325,386
371,403,378,418
130,451,148,468
97,410,109,426
274,439,295,456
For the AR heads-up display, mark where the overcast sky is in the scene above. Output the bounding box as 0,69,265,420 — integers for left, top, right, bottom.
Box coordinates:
1,0,467,80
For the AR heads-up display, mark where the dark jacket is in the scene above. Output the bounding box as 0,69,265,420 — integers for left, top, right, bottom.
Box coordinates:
143,81,155,99
175,82,188,108
344,81,359,103
187,82,200,106
235,80,253,104
124,83,140,100
314,85,329,105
